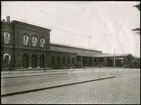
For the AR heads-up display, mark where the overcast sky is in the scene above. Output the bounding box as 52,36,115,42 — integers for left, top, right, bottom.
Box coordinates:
1,1,140,57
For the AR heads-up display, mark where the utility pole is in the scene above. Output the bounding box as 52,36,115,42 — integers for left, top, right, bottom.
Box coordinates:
88,36,91,48
112,33,116,68
88,36,91,67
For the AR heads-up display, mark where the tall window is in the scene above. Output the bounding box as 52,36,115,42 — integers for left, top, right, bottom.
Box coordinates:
40,38,45,48
57,56,60,64
72,57,75,64
40,55,44,68
3,53,11,64
99,58,104,62
51,56,55,65
62,56,65,64
23,54,29,68
94,58,96,62
4,32,10,44
23,35,29,46
67,57,70,64
32,36,37,47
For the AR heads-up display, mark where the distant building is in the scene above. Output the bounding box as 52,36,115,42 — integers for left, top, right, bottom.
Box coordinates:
1,16,136,70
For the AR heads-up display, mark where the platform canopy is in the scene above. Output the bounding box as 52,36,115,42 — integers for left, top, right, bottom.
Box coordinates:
50,44,135,58
94,53,134,58
50,43,103,57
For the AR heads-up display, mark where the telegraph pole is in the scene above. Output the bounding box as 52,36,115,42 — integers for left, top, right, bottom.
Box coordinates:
88,36,91,48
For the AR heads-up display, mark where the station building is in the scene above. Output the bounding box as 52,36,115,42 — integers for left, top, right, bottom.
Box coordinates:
1,16,135,70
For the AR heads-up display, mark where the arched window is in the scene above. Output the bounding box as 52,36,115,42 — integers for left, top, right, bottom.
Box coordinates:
40,38,45,48
23,35,29,46
4,32,10,44
3,53,11,64
32,36,37,47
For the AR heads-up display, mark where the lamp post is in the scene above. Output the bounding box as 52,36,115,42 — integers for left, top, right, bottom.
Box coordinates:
112,34,116,68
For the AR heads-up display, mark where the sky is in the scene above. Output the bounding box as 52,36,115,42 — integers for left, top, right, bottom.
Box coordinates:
1,1,140,57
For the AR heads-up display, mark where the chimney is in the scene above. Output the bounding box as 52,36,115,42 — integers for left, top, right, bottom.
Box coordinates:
6,16,10,23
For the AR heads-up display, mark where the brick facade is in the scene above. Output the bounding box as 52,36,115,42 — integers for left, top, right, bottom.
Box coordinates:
1,20,51,70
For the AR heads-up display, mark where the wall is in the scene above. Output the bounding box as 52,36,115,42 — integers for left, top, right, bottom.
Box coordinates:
49,51,77,69
1,20,51,70
1,21,14,70
12,20,51,69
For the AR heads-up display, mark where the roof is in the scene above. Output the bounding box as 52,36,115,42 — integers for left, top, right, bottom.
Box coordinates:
1,21,11,24
50,43,103,57
50,43,102,53
11,20,52,32
134,56,140,59
50,44,134,57
50,50,77,55
94,53,133,57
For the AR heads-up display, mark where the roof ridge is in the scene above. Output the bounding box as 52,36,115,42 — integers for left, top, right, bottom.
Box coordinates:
50,43,102,52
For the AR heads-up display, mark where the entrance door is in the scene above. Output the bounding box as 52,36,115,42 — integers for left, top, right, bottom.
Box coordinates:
89,57,93,66
23,54,29,68
40,55,44,68
83,57,86,66
107,58,113,67
32,55,37,68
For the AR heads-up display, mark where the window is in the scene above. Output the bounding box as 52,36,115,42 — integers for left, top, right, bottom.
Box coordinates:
40,38,45,48
4,32,10,44
23,35,29,46
3,53,11,64
94,58,96,62
40,55,44,68
99,58,104,62
32,36,37,47
62,56,65,64
23,54,29,68
67,57,70,64
51,56,55,65
57,56,60,64
72,57,75,64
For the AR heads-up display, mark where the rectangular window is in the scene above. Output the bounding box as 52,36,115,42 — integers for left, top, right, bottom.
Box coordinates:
51,56,55,65
68,57,70,64
99,58,104,62
4,32,10,44
63,57,65,64
72,57,75,64
23,35,29,46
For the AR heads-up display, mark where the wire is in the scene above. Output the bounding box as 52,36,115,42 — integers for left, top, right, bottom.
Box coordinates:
40,9,111,39
40,10,105,42
2,15,104,42
40,10,100,33
86,3,113,38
